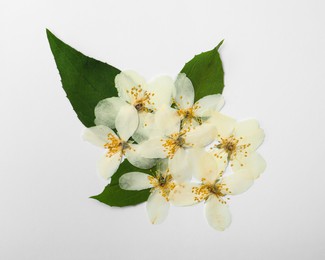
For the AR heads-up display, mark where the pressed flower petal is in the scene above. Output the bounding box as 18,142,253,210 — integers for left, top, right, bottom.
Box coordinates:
125,145,156,169
207,112,236,140
137,138,166,159
146,190,170,224
185,123,216,148
115,71,146,103
205,196,232,231
132,112,158,143
170,182,200,206
194,94,225,117
154,106,181,136
234,120,265,150
146,76,174,109
94,97,128,128
174,73,194,109
83,125,117,147
221,171,254,195
232,152,266,179
168,148,192,182
115,104,139,141
97,152,121,179
119,172,153,190
191,150,222,183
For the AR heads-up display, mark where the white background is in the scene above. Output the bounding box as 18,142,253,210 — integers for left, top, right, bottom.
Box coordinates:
1,0,325,259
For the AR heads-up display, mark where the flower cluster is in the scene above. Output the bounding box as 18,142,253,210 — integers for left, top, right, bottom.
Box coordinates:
84,71,266,231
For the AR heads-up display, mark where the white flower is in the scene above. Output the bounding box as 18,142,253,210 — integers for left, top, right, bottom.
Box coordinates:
83,107,155,179
137,116,216,182
208,112,266,179
94,71,174,139
173,73,225,128
119,160,179,224
170,151,254,231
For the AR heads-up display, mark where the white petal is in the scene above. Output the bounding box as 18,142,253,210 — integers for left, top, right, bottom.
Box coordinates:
194,94,225,117
174,73,194,109
132,112,157,143
154,106,181,136
168,148,192,182
170,182,200,206
146,76,174,109
232,152,266,179
207,112,236,140
115,71,147,103
94,97,128,128
119,172,153,190
125,145,156,169
82,125,117,147
191,150,223,183
97,152,121,179
185,123,216,148
234,120,265,151
146,190,170,224
115,104,139,141
221,171,254,195
137,138,166,159
205,196,232,231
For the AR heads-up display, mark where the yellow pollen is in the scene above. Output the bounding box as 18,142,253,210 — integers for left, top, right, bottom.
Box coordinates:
129,85,154,112
103,133,131,157
215,135,251,166
161,130,191,159
191,180,230,204
148,170,175,201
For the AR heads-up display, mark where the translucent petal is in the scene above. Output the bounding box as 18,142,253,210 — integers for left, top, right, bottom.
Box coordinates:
221,171,254,195
170,182,200,206
146,76,174,109
94,97,128,128
191,149,222,183
234,119,265,151
174,73,194,109
115,71,147,103
97,152,121,179
194,94,225,117
207,112,236,140
137,138,166,159
125,145,157,169
205,196,232,231
168,148,192,182
82,125,117,147
119,172,153,190
231,152,266,179
154,106,181,136
115,104,139,141
185,123,216,148
146,190,170,224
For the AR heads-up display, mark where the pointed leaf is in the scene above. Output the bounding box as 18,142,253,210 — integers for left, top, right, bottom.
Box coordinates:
47,29,120,127
181,40,224,101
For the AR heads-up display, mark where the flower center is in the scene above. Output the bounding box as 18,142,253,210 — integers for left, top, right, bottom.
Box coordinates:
215,135,251,167
161,130,190,159
127,85,154,112
148,171,175,201
192,179,230,204
103,133,129,157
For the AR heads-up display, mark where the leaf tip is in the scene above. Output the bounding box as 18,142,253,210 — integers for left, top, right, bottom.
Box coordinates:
216,39,224,50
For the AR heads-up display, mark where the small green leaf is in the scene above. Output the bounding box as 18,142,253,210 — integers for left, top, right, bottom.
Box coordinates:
46,29,120,127
91,160,153,207
181,40,224,101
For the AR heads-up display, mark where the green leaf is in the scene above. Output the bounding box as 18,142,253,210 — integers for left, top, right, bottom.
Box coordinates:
181,40,224,101
46,29,120,127
91,160,153,207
